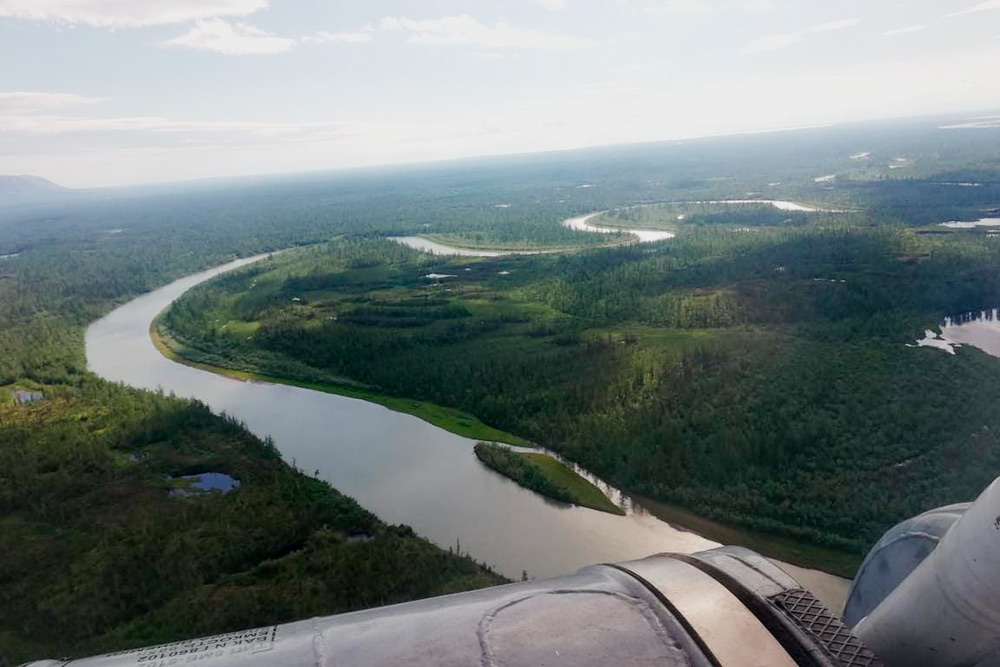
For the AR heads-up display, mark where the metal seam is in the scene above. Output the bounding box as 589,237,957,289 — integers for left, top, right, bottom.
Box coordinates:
605,563,724,667
667,553,827,667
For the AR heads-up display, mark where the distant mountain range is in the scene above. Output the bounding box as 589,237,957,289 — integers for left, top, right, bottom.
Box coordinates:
0,175,66,197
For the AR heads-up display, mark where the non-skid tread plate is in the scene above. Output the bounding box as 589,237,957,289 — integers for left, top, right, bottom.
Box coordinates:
770,589,883,667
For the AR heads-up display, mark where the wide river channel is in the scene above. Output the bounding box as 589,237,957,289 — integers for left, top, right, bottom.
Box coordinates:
86,210,849,608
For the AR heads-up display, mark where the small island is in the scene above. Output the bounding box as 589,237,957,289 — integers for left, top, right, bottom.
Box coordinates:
474,442,624,515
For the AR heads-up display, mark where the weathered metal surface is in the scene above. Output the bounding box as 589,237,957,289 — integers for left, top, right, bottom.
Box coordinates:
855,479,1000,666
22,547,876,667
843,502,969,626
615,555,799,666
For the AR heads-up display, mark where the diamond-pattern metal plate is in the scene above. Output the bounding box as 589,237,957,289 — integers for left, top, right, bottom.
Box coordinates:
770,589,884,667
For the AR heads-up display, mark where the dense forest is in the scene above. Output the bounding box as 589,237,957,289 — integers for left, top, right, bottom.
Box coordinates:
474,443,578,506
163,189,1000,557
473,443,623,515
3,116,1000,662
0,381,501,663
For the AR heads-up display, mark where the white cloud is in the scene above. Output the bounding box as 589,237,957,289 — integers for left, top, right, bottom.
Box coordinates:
0,0,266,28
6,43,1000,188
534,0,568,10
164,19,296,55
745,0,775,12
883,24,926,36
743,33,802,53
809,19,862,34
0,91,104,112
378,15,593,49
658,0,710,15
743,18,860,54
0,113,354,137
309,31,373,44
626,0,711,15
946,1,1000,17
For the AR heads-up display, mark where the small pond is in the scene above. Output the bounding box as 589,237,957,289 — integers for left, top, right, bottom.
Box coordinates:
169,472,241,497
913,309,1000,358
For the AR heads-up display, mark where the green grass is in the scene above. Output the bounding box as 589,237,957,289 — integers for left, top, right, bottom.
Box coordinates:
592,209,684,232
151,316,532,448
593,200,832,232
633,494,860,579
520,453,625,515
420,233,630,252
222,319,260,338
474,442,623,515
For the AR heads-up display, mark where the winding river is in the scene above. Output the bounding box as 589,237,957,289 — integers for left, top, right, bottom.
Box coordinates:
391,212,674,255
86,210,850,609
393,202,834,255
561,212,676,242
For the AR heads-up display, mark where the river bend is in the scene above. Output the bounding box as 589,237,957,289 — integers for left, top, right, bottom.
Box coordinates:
86,211,849,607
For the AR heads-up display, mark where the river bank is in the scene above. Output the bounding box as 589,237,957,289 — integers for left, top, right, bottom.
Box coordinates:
151,315,531,447
88,213,855,610
158,305,860,581
87,256,728,586
150,277,853,606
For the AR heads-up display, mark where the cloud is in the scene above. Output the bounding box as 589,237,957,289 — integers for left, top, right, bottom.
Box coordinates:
0,113,352,137
742,33,801,53
164,19,296,55
806,19,861,34
883,24,926,36
656,0,710,14
0,0,267,28
946,1,1000,17
0,91,104,112
743,18,860,54
0,109,379,186
745,0,775,12
624,0,711,15
6,43,1000,188
378,15,593,49
534,0,568,10
308,31,373,44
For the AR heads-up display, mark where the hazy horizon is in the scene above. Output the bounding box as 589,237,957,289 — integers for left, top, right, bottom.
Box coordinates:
2,0,998,187
0,111,989,193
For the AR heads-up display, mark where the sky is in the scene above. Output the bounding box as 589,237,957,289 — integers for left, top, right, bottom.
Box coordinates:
0,0,998,187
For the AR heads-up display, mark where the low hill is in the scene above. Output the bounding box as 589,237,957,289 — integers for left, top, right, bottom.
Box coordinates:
0,175,65,197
